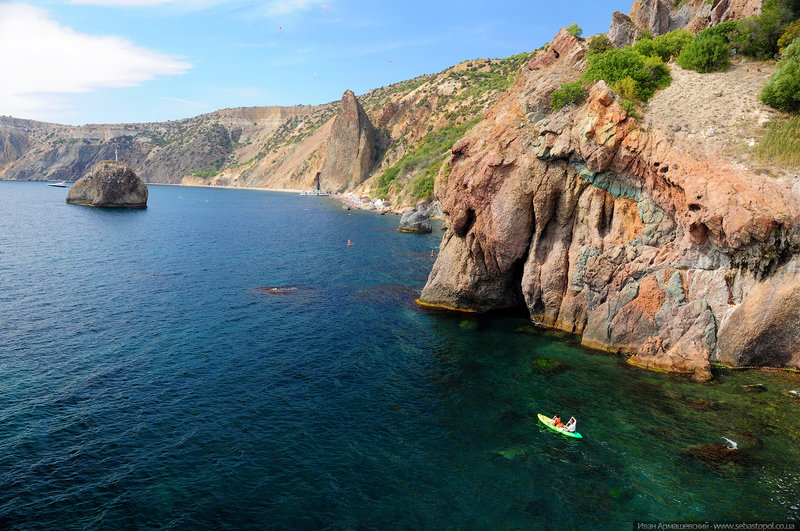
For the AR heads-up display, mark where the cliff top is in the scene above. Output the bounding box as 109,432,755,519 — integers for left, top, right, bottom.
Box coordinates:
643,58,795,178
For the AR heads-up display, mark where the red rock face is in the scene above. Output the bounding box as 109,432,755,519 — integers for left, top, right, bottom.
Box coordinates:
419,26,800,380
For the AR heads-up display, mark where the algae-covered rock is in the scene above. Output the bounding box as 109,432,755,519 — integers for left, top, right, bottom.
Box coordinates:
526,358,568,375
684,442,753,467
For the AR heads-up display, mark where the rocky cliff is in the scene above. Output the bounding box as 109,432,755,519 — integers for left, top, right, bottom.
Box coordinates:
319,90,377,193
626,0,765,36
419,28,800,380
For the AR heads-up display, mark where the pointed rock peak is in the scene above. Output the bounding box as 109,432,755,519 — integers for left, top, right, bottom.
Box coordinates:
319,89,377,193
527,27,586,71
340,89,364,120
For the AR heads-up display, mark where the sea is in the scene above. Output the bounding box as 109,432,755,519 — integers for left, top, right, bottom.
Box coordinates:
1,181,799,529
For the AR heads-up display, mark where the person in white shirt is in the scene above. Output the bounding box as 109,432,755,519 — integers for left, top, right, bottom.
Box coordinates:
564,416,577,432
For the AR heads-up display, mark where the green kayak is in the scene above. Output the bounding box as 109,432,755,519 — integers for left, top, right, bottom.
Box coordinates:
537,413,583,439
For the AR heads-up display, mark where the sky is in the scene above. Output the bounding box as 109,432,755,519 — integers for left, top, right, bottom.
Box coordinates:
0,0,634,125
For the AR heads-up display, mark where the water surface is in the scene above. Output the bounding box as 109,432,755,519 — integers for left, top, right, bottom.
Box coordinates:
1,182,798,528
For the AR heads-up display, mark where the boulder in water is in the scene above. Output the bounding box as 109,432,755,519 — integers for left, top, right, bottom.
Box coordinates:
398,204,432,233
66,160,147,208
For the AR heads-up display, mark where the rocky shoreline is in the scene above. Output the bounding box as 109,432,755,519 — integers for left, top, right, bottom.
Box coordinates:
417,24,800,381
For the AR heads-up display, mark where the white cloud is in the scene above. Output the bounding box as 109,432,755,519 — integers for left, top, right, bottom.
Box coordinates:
263,0,314,15
0,3,191,120
68,0,225,7
67,0,315,15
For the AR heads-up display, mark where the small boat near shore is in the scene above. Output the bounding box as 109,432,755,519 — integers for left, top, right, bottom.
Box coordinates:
47,181,68,187
300,190,329,196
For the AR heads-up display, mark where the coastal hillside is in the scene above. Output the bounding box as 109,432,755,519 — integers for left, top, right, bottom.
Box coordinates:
0,52,532,210
419,0,800,380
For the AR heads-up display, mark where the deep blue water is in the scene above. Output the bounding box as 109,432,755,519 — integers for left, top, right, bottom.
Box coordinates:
1,181,799,529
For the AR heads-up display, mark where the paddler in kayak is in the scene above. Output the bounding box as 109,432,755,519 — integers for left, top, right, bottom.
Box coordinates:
550,414,563,428
564,416,577,433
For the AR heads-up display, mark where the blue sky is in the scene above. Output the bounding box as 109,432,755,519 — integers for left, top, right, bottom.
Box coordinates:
0,0,633,125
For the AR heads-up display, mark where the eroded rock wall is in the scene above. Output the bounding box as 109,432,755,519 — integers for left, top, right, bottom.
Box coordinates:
628,0,766,36
420,28,800,380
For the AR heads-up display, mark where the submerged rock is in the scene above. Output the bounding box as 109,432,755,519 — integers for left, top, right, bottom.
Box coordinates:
685,398,721,411
66,160,147,208
526,358,568,375
398,205,432,233
684,442,753,467
253,286,306,295
742,384,768,393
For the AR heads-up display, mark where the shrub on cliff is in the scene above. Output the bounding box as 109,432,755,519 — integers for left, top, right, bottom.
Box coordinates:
633,29,695,62
778,19,800,52
566,23,583,39
582,49,671,101
730,0,794,58
587,34,614,58
702,20,739,42
375,118,479,198
677,34,731,72
760,37,800,112
550,82,586,110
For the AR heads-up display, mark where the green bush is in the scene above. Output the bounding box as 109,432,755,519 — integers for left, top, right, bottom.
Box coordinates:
614,77,638,101
588,34,614,57
550,82,586,109
632,34,656,58
783,35,800,60
192,168,218,178
410,170,436,200
730,0,793,58
778,19,800,51
653,29,695,61
633,29,695,61
582,48,671,101
566,23,583,38
700,20,738,41
760,37,800,112
620,99,641,119
677,34,731,72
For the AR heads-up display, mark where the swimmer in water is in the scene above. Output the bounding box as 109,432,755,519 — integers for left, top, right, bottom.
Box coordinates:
347,239,352,246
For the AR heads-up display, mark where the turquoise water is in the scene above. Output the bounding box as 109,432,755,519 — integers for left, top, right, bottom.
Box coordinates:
1,181,799,529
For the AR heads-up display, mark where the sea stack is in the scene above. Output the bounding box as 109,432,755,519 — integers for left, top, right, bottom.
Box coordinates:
66,160,148,209
319,90,376,193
